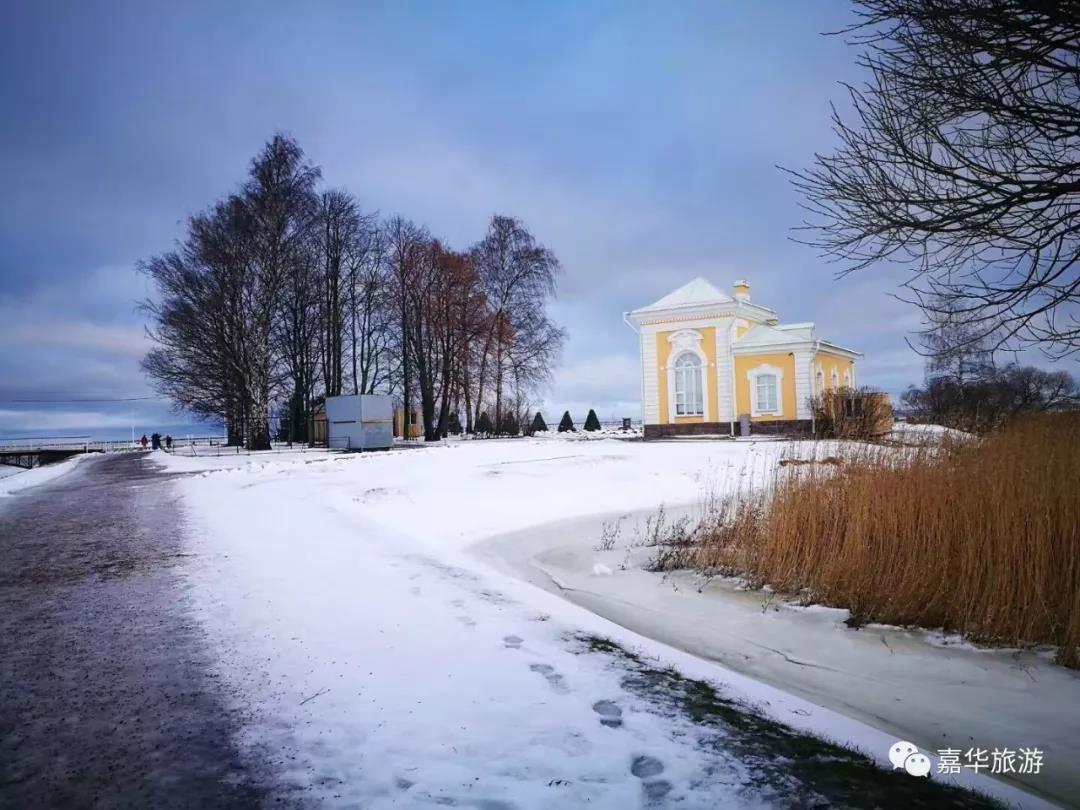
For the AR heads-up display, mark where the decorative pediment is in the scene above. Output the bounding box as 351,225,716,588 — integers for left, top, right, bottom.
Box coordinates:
667,329,704,354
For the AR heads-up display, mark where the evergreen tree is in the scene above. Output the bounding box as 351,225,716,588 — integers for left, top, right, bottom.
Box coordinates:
530,411,548,433
558,411,575,432
584,409,601,431
499,413,519,436
447,411,462,435
475,411,493,435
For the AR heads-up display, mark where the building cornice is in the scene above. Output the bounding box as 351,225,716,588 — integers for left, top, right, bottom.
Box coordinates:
732,339,862,360
626,300,777,327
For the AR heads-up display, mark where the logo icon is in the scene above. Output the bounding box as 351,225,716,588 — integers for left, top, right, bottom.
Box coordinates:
904,752,932,777
889,740,930,777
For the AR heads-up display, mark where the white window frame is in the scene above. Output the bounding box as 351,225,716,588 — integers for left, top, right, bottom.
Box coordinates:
843,368,852,388
831,369,840,390
746,363,784,417
665,330,709,422
673,353,704,416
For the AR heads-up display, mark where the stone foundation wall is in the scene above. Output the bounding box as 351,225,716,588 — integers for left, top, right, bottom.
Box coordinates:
739,419,813,436
644,419,813,439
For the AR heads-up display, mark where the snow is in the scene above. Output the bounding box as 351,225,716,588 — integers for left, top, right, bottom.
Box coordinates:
631,276,733,312
529,425,642,440
171,446,767,807
889,422,975,444
476,507,1076,807
156,439,1064,808
0,452,92,497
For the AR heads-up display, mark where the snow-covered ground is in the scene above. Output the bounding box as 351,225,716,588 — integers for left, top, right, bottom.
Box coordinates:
476,507,1078,808
889,421,975,444
0,453,93,497
156,439,1068,808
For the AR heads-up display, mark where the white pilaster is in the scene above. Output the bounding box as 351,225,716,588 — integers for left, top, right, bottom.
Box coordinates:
715,319,735,423
641,328,660,424
794,349,814,420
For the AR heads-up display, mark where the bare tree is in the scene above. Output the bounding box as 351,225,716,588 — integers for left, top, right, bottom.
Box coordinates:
142,142,565,448
789,1,1080,356
318,190,363,397
141,199,246,437
470,215,563,428
346,224,395,395
384,216,430,438
425,244,482,439
142,135,320,450
919,297,998,384
274,226,321,443
240,136,321,448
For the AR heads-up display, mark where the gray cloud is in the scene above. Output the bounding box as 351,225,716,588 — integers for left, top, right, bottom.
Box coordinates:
4,2,1073,436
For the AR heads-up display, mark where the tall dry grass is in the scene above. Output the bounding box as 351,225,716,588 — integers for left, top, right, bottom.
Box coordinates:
689,413,1080,667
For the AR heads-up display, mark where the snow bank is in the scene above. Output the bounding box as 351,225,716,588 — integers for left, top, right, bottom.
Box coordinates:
0,453,92,497
890,422,975,444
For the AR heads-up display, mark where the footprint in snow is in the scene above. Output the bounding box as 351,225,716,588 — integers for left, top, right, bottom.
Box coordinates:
529,663,570,694
631,755,671,805
591,700,623,728
643,779,673,804
456,615,477,627
631,755,664,779
503,635,523,649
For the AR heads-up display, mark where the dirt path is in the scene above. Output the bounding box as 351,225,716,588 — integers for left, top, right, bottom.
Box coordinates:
0,453,268,809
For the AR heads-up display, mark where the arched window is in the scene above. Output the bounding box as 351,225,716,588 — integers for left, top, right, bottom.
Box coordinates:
843,369,852,388
831,369,840,390
815,369,825,396
673,352,704,416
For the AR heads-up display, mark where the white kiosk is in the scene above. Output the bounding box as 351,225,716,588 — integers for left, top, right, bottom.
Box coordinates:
324,394,394,450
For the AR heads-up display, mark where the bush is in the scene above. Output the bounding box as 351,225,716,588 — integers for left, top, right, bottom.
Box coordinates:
584,409,602,431
558,411,575,432
902,364,1078,434
475,411,493,435
683,413,1080,667
811,387,892,439
530,411,548,433
498,413,519,436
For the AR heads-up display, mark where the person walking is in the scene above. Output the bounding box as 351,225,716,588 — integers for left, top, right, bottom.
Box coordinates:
139,434,148,449
151,433,161,450
165,434,173,451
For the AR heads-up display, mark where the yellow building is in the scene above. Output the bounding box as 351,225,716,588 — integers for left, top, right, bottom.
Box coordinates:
625,278,861,438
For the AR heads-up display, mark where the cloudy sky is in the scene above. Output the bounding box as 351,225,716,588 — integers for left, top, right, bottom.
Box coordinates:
3,1,1067,438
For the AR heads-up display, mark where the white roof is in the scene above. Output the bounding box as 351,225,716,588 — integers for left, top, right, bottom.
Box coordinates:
634,277,733,313
773,323,815,340
735,323,810,349
734,322,862,357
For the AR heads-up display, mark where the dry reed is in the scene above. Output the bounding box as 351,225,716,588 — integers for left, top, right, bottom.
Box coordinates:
686,413,1080,666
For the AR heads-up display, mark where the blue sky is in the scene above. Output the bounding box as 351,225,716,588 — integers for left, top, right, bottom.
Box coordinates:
3,1,1068,438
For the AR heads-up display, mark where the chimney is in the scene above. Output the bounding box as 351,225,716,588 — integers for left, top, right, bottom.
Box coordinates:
733,279,750,302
